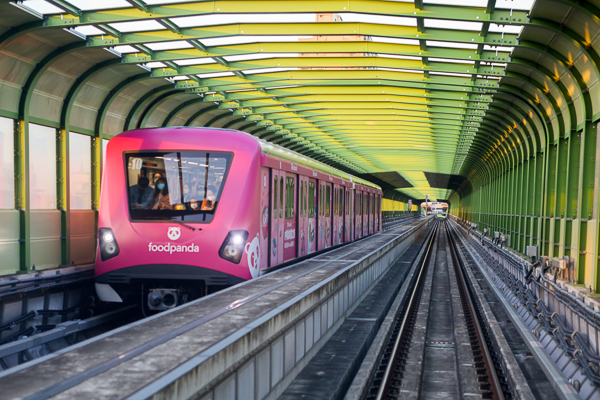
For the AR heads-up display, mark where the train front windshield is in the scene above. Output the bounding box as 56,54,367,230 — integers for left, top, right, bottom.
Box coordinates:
125,151,232,223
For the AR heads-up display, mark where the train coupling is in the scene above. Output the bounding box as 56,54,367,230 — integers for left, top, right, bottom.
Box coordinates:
148,288,179,311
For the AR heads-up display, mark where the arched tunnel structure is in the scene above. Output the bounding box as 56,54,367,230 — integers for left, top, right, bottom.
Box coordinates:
0,0,599,290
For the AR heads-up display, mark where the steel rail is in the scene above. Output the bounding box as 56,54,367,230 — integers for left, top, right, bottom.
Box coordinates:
445,220,505,400
374,220,438,400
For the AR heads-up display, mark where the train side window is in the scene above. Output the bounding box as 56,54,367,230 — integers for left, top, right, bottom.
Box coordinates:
323,185,326,216
360,193,362,215
286,177,294,219
322,185,325,216
279,176,284,218
345,191,347,216
333,188,337,217
317,185,323,215
326,185,330,217
332,188,334,217
346,191,349,216
319,185,322,216
300,181,304,217
317,185,320,216
273,176,278,218
308,182,315,217
321,185,324,217
324,185,327,217
304,182,307,217
305,182,308,217
302,182,306,217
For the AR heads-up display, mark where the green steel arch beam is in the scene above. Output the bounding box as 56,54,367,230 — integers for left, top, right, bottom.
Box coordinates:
124,84,177,131
221,117,247,129
18,42,86,118
60,59,123,130
463,86,552,179
204,112,236,128
0,20,45,51
137,90,184,129
95,73,150,136
184,105,220,126
237,122,256,132
162,97,207,127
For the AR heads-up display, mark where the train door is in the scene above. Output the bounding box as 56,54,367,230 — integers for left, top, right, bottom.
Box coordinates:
332,186,337,246
363,192,369,237
283,174,297,261
308,179,317,253
318,182,325,249
376,195,381,231
369,194,373,233
319,181,327,250
260,167,270,270
332,185,340,245
270,171,285,266
298,175,308,257
325,182,332,248
345,188,352,242
338,186,344,245
355,191,361,239
372,194,376,233
317,181,331,249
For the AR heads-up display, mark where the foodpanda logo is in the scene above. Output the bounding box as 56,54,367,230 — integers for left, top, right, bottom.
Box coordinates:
167,227,181,241
147,226,200,254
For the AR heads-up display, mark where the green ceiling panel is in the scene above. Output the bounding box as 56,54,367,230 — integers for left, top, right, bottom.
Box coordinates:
0,0,598,201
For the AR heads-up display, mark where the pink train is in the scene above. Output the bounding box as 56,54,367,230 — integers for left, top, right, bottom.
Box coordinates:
95,128,382,310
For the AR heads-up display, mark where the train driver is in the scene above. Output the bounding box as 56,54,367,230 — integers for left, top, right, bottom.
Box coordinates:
129,176,154,209
151,177,172,210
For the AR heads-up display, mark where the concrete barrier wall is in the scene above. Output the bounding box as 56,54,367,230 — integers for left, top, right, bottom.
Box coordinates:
143,219,429,400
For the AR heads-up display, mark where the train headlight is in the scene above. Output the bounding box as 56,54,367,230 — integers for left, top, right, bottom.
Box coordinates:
105,242,117,255
103,232,114,243
99,228,120,261
219,230,249,264
231,234,244,245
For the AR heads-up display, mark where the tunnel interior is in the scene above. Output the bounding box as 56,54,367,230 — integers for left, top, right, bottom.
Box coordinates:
0,0,599,289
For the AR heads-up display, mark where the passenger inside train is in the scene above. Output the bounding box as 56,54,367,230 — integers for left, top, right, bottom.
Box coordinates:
128,176,154,209
126,152,232,222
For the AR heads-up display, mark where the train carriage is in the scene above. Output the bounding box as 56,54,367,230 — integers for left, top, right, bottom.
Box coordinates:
421,201,448,218
95,127,382,310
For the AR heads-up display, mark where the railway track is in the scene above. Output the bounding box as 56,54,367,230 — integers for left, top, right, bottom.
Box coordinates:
368,220,511,399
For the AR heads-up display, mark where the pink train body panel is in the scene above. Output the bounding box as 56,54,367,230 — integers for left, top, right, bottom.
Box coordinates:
94,127,383,305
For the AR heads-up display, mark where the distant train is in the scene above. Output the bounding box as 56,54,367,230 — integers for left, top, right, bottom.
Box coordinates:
95,127,382,311
421,201,448,218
